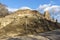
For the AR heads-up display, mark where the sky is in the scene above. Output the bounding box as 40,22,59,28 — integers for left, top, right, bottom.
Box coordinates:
0,0,60,9
0,0,60,22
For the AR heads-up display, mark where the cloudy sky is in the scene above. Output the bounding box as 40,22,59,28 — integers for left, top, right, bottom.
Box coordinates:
0,0,60,22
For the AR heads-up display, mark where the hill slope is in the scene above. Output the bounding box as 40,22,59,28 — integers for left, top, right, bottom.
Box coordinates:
0,9,60,37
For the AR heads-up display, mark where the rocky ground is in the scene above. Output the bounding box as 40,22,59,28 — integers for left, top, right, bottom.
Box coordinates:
39,29,60,40
0,29,60,40
0,35,49,40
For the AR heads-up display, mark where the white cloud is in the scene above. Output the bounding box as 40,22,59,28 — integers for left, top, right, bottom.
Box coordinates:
7,8,18,12
37,4,51,13
44,5,60,12
39,4,51,10
7,6,32,12
50,1,56,5
38,4,60,12
19,6,32,10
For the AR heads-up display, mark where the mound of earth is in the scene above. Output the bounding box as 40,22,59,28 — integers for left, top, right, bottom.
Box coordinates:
0,9,60,37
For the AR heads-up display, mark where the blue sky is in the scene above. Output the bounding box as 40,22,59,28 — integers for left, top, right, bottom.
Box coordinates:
0,0,60,22
0,0,60,9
